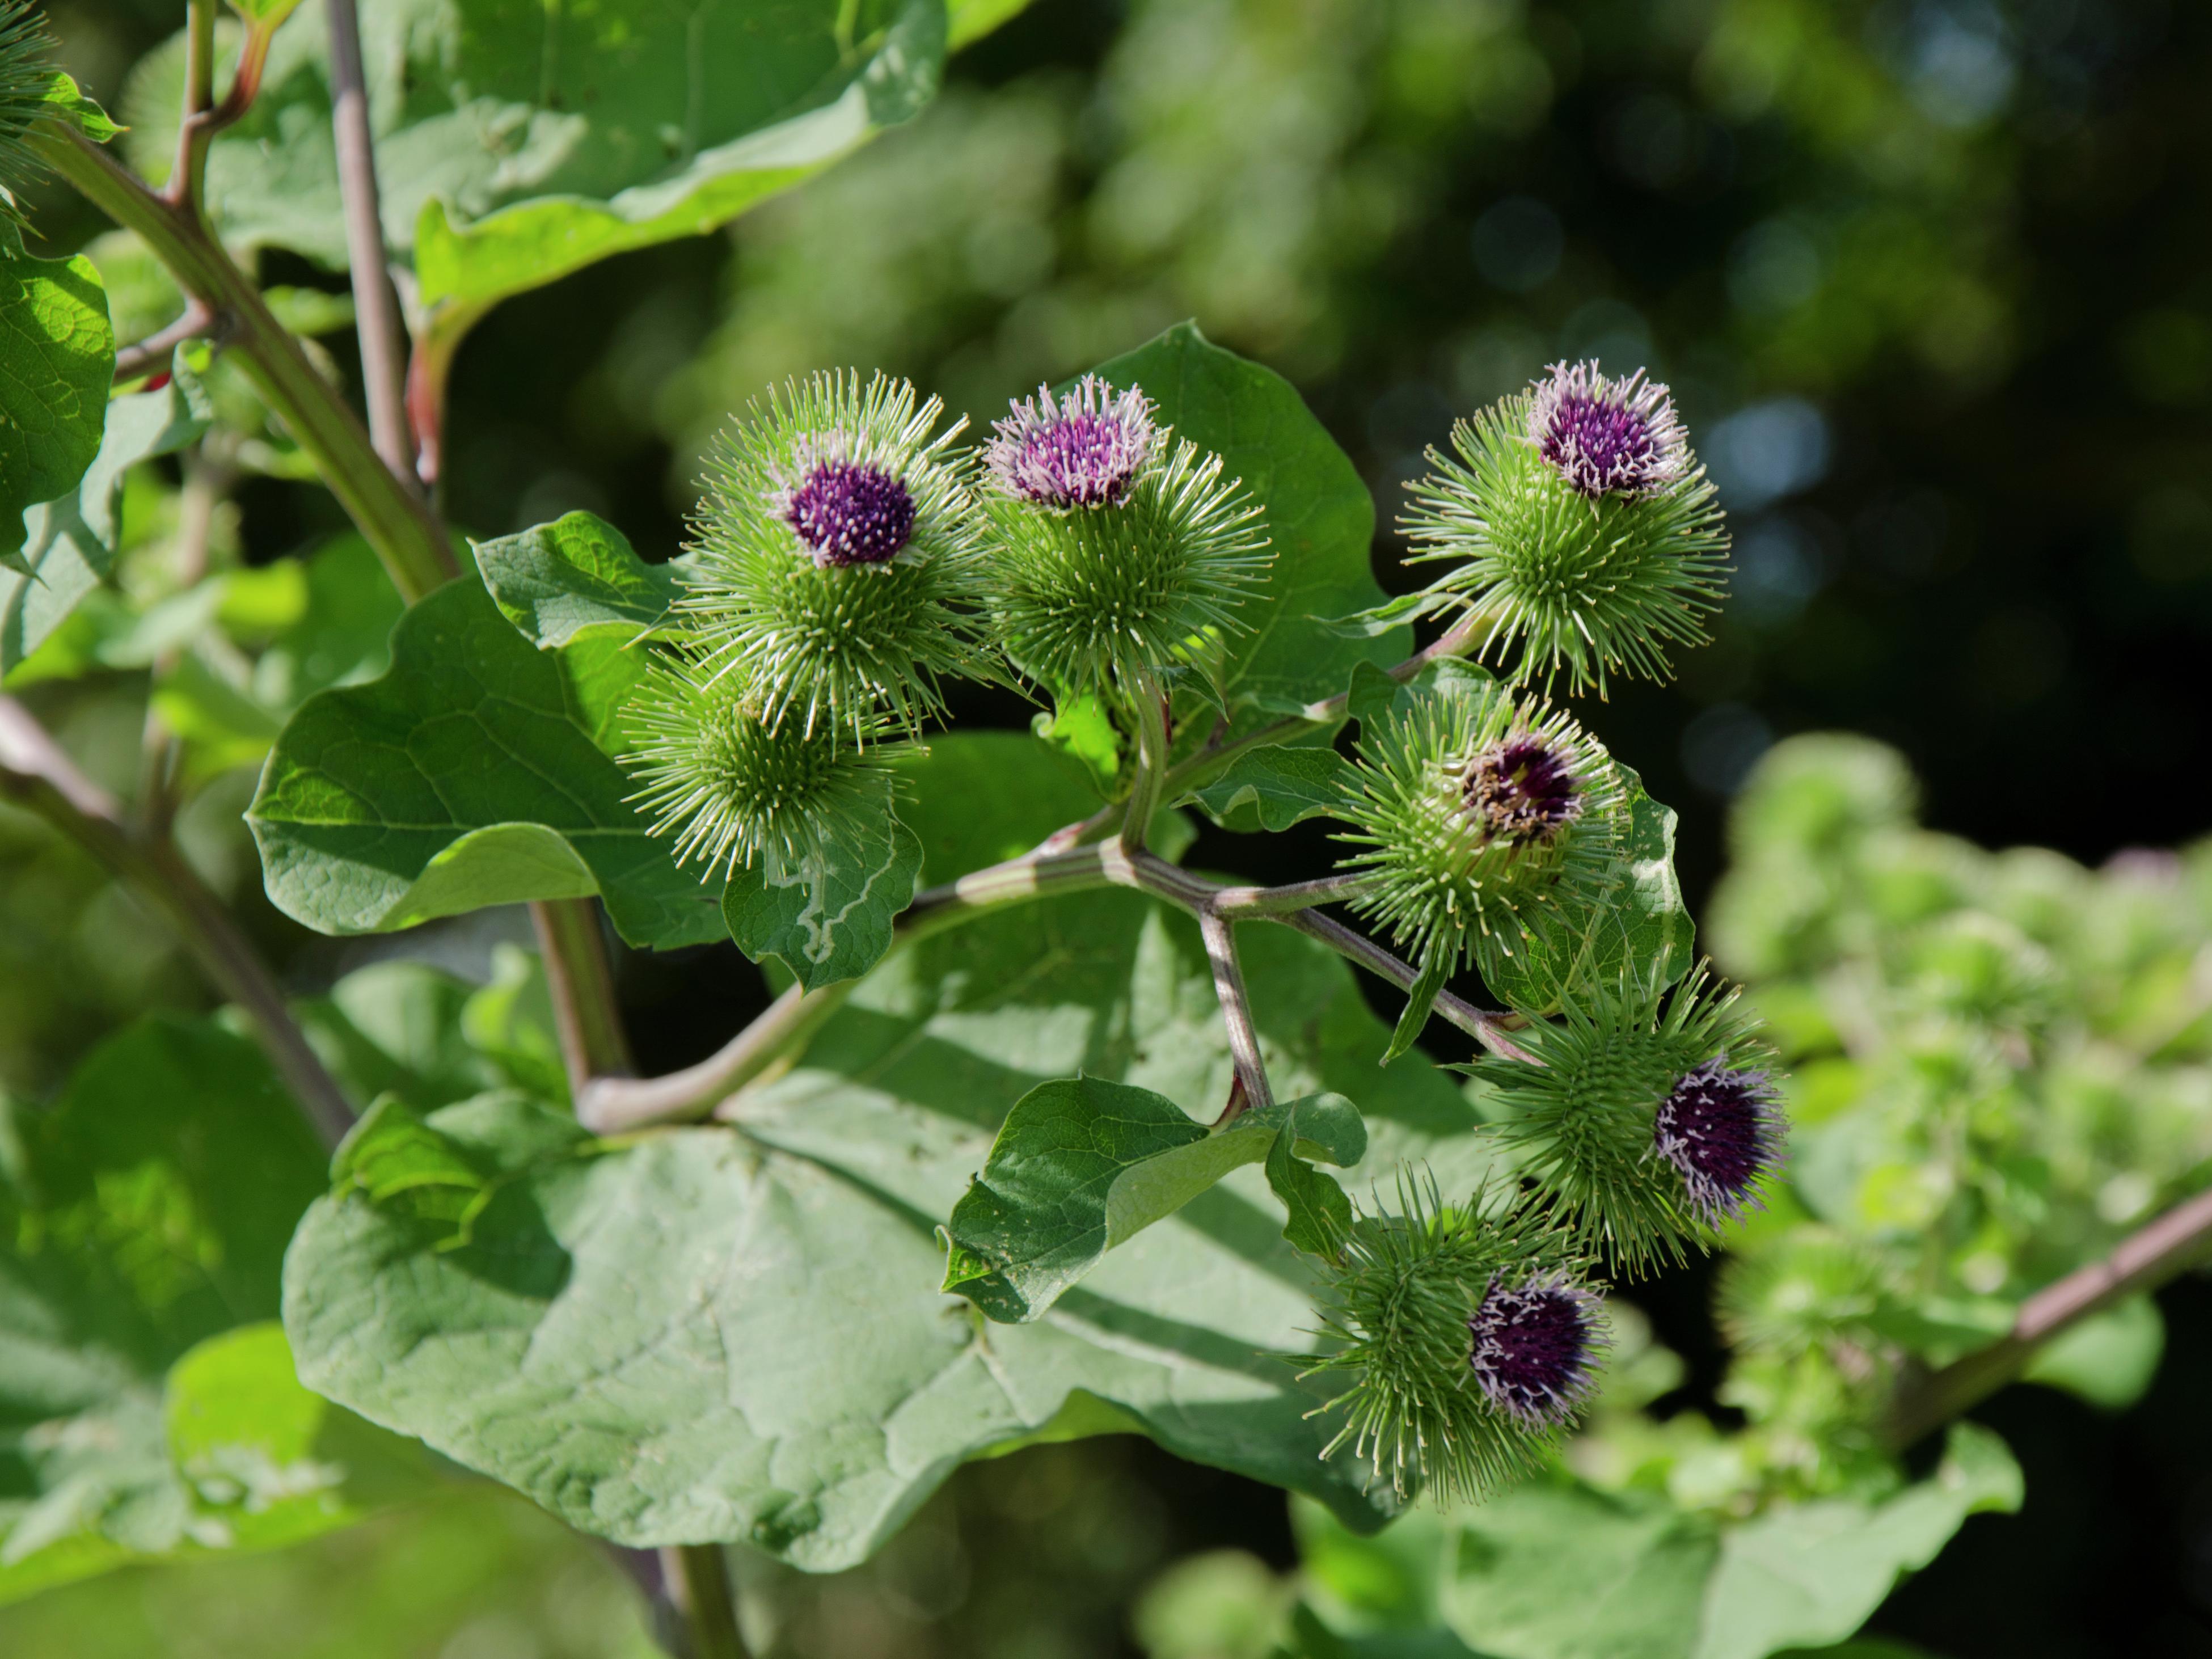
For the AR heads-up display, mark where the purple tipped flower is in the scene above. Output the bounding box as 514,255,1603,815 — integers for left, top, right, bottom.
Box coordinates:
1526,361,1690,500
1464,734,1584,848
782,449,917,567
1468,1277,1605,1428
986,374,1164,509
1653,1059,1785,1225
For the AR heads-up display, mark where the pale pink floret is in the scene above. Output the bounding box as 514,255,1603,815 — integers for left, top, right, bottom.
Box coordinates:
985,374,1165,509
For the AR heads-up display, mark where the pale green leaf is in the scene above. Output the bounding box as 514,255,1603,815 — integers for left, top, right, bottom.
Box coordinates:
247,578,727,949
473,511,686,650
0,248,112,571
1691,1425,2022,1659
4,357,211,676
0,1019,403,1603
2020,1294,2164,1408
1268,1097,1357,1259
284,734,1498,1568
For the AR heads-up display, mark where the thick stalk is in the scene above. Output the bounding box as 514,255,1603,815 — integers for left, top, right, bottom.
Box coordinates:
1121,676,1171,855
1884,1183,2212,1450
0,698,353,1146
661,1544,750,1659
533,899,634,1092
31,126,454,602
1211,871,1377,918
1198,911,1272,1110
324,0,416,479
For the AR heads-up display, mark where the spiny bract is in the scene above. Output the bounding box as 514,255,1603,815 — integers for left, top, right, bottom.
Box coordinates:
679,370,995,745
1307,1178,1607,1504
1479,966,1785,1271
1397,361,1729,694
620,655,896,885
981,379,1268,696
1333,675,1627,991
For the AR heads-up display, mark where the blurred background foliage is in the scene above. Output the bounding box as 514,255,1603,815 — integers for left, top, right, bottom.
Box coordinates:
8,0,2211,1653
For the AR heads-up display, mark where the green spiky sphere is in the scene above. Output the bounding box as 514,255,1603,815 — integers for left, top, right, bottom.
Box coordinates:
983,437,1268,695
1333,676,1627,990
1480,970,1781,1272
680,371,995,744
0,1,53,216
1401,395,1729,694
621,656,893,883
1308,1179,1606,1504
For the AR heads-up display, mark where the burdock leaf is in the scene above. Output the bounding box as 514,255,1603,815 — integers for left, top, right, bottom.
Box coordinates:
1383,946,1451,1066
1480,766,1692,1014
942,1079,1364,1322
721,799,922,994
283,733,1501,1569
1189,744,1352,833
472,511,687,650
1088,324,1403,732
0,245,112,572
4,353,210,673
140,0,953,339
0,1019,421,1603
248,579,727,949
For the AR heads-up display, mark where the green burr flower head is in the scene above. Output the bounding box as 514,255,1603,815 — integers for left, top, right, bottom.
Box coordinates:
1481,968,1783,1272
1333,677,1627,988
680,371,994,745
981,391,1269,695
1308,1178,1606,1504
0,1,53,218
621,654,893,885
1400,362,1730,694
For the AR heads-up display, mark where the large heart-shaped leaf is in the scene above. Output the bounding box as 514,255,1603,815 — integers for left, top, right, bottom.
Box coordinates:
1092,324,1404,736
0,1019,424,1602
284,734,1500,1568
248,577,725,948
139,0,970,346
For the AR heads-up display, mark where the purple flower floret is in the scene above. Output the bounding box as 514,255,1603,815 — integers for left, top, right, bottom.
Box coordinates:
1653,1058,1785,1225
1469,1277,1605,1427
1526,361,1690,500
986,374,1164,509
1464,734,1584,848
782,449,918,567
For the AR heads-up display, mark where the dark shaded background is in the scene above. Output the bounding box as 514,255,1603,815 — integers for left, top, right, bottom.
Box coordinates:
22,0,2212,1654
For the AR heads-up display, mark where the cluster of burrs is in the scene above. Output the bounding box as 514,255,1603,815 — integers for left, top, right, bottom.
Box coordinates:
1307,361,1785,1504
624,369,1266,883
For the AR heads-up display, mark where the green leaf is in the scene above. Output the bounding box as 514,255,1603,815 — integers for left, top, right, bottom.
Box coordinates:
248,578,727,949
942,1079,1365,1322
0,1018,403,1602
1438,1480,1723,1659
2020,1295,2164,1411
947,0,1040,48
1089,324,1403,732
285,733,1498,1569
1479,766,1692,1014
4,358,212,677
37,71,123,145
472,511,687,651
1690,1425,2022,1659
1344,657,1496,734
1267,1099,1357,1260
1190,744,1353,833
0,247,112,571
1383,946,1450,1066
723,804,923,994
165,0,951,339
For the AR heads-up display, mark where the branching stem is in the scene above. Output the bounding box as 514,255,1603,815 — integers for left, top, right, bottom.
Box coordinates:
0,696,353,1147
1884,1183,2212,1449
1199,911,1272,1110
